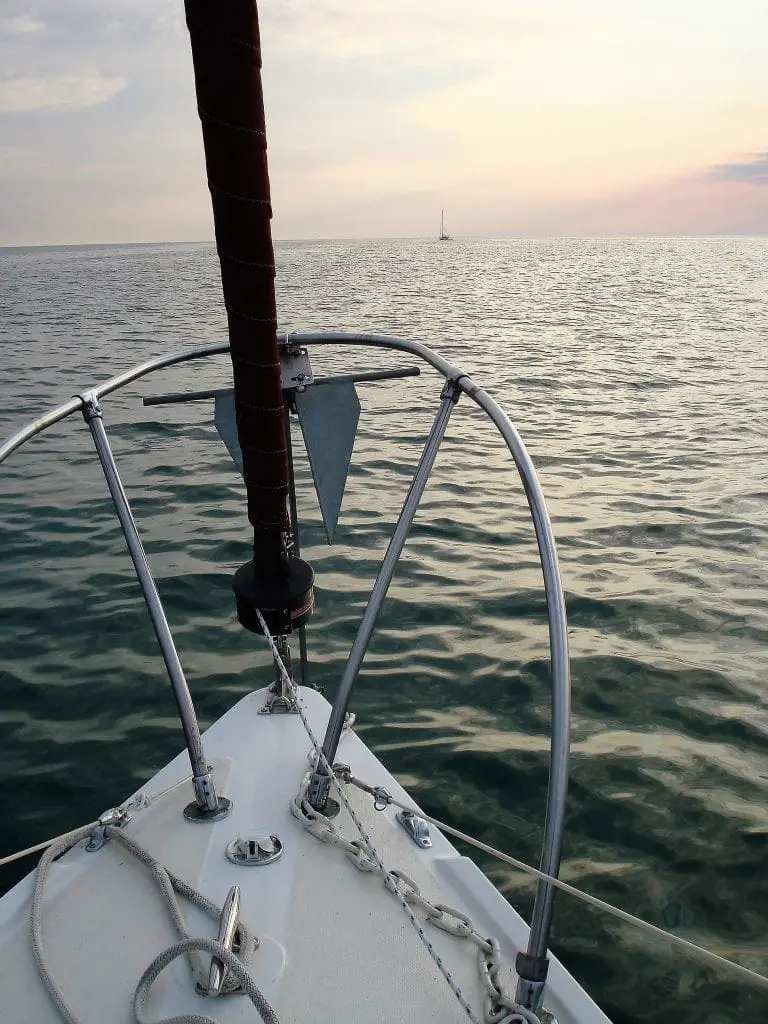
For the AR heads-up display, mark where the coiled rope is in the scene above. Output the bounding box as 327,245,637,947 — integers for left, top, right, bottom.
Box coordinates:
30,822,279,1024
13,641,768,1019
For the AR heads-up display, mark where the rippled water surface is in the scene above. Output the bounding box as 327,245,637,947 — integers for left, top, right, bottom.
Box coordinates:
1,238,767,1023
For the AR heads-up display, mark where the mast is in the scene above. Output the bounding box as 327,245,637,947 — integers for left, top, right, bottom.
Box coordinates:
185,1,313,635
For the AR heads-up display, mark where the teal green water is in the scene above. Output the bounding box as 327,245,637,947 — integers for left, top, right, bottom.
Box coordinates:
1,238,768,1023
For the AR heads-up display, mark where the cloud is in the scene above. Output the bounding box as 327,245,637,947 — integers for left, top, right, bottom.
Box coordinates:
262,0,558,63
2,1,768,243
0,17,46,35
708,153,768,185
0,74,127,113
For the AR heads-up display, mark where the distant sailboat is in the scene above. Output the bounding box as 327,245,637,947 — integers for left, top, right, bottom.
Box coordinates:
439,208,451,240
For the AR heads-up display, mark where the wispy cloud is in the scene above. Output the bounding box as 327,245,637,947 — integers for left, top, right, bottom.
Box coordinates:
0,17,46,36
2,1,768,242
708,153,768,186
263,0,557,63
0,74,127,113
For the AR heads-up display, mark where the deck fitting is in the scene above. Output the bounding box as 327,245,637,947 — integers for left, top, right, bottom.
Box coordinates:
226,832,284,866
183,796,232,823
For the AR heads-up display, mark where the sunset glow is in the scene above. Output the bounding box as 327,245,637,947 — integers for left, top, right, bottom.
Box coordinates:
1,0,766,244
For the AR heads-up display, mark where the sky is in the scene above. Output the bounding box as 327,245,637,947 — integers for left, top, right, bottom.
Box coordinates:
0,0,767,244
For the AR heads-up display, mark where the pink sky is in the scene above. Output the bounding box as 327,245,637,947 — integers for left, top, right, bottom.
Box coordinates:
0,1,767,243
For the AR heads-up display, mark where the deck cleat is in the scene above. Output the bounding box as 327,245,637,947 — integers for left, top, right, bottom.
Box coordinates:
396,809,432,849
226,832,283,867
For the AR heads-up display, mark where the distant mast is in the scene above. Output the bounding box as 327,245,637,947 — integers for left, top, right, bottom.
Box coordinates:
439,209,451,241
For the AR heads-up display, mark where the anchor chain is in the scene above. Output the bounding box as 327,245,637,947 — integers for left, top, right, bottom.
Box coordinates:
292,790,543,1024
256,607,548,1023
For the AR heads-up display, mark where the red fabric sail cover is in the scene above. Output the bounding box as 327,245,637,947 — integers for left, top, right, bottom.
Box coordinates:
185,1,289,543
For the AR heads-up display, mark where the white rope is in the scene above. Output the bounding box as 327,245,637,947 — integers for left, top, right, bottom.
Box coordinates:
379,792,768,994
30,822,279,1024
134,937,278,1024
31,825,97,1024
255,609,486,1024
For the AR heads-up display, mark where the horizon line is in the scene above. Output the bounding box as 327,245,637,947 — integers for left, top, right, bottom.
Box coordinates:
3,231,768,250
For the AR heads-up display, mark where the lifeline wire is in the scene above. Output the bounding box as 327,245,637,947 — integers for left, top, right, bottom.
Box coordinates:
260,615,768,1010
373,793,768,995
0,775,194,870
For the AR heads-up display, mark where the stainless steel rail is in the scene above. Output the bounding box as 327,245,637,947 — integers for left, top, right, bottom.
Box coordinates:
1,332,570,1011
1,342,231,823
0,341,229,466
291,332,570,1012
78,389,229,821
307,377,461,809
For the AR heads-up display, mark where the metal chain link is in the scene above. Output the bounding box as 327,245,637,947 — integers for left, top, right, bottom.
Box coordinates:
255,611,545,1022
290,786,540,1024
255,611,485,1023
255,608,545,1022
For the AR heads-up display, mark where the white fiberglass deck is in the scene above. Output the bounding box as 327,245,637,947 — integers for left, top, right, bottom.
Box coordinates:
0,688,610,1023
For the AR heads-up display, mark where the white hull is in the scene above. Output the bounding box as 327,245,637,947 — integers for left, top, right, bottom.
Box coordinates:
0,687,610,1023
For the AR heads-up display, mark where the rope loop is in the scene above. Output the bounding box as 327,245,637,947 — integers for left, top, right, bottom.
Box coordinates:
30,822,277,1024
133,936,278,1024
